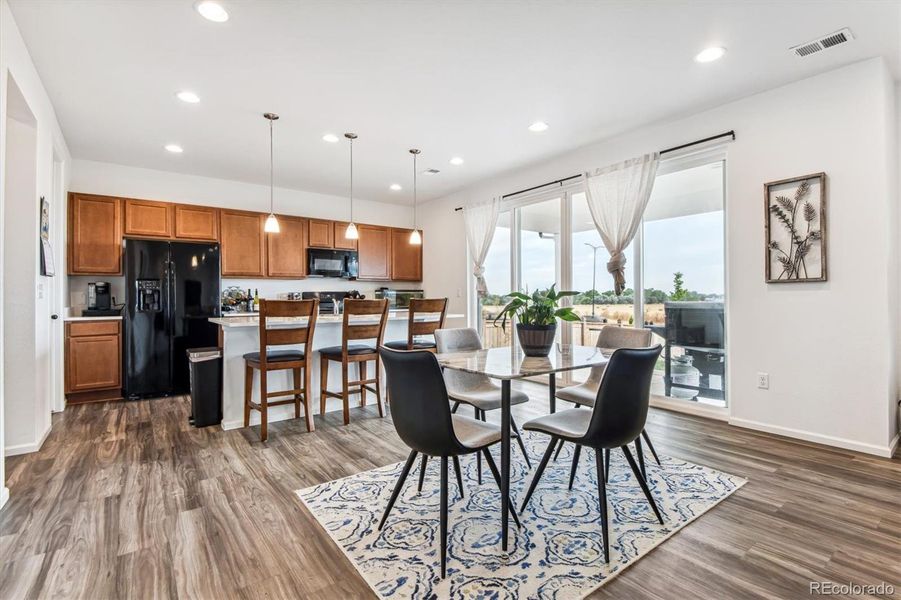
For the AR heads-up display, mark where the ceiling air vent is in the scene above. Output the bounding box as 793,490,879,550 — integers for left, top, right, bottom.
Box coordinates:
790,27,854,58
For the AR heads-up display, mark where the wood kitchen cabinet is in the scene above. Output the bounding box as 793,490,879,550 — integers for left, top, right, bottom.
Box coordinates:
267,215,307,278
220,209,267,277
390,228,423,281
68,193,123,275
174,204,219,240
124,198,173,238
333,221,358,250
307,219,334,248
357,224,390,280
65,319,122,403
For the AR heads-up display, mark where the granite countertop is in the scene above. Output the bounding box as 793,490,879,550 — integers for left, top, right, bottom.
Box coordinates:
211,312,464,328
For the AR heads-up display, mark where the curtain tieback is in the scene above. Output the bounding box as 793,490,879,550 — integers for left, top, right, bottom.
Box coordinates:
606,251,627,296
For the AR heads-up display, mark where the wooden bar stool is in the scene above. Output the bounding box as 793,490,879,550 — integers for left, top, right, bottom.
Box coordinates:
383,298,448,352
243,299,318,442
319,299,389,425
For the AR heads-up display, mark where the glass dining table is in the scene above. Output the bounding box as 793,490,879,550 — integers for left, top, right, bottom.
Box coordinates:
434,343,611,550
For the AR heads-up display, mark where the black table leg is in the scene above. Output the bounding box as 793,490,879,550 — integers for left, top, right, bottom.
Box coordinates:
548,374,556,414
500,379,511,551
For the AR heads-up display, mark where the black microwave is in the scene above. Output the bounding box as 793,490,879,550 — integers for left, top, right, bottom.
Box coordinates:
307,249,358,279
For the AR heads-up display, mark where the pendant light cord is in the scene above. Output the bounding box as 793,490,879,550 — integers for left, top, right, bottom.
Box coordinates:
269,118,274,214
412,152,417,229
349,136,354,223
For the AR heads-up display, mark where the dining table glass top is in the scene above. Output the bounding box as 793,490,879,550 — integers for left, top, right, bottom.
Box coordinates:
435,343,612,379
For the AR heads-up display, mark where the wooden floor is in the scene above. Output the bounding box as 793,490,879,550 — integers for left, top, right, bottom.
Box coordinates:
2,385,899,600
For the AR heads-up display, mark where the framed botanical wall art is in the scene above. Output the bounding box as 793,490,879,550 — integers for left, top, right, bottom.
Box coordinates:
764,172,826,283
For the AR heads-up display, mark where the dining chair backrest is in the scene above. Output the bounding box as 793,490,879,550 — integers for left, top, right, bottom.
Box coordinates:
257,299,318,365
379,348,463,456
585,325,654,385
583,345,662,448
405,298,448,348
434,328,492,392
342,299,389,350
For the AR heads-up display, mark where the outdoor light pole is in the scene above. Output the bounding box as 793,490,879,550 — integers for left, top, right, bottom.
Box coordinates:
585,243,602,320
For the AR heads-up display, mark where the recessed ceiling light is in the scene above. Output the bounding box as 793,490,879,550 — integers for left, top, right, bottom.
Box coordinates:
528,121,549,133
449,156,464,166
322,133,339,143
165,144,184,153
389,183,402,191
195,1,229,23
176,91,200,104
695,46,726,63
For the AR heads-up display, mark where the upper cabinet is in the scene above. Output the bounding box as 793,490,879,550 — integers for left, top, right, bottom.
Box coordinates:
357,224,390,280
68,193,123,275
390,228,423,281
124,199,173,238
333,221,358,250
307,219,334,248
220,210,267,277
174,204,219,241
267,215,307,278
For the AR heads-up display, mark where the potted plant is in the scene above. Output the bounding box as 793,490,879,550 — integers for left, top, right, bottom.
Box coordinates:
492,285,581,357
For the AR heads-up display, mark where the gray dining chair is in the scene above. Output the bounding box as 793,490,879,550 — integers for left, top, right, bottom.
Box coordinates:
555,325,661,484
432,328,532,486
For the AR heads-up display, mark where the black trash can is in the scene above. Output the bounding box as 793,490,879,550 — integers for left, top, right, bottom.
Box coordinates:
187,347,222,427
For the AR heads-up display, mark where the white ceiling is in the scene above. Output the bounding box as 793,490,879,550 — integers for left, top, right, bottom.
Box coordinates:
8,0,900,205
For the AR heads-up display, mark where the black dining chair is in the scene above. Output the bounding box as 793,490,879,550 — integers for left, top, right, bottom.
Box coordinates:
518,346,664,564
378,347,521,578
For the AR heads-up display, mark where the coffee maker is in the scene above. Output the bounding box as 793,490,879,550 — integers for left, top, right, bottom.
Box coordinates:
84,281,118,316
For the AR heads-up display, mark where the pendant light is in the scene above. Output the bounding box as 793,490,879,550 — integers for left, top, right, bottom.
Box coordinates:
409,148,422,245
344,133,359,240
263,112,280,233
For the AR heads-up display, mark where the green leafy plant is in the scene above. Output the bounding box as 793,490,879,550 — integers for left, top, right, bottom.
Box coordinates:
492,285,582,331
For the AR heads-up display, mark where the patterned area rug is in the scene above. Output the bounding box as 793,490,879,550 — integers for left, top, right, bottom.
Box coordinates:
297,431,745,599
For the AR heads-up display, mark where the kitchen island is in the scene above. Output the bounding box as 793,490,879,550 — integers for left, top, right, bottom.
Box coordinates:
209,310,464,430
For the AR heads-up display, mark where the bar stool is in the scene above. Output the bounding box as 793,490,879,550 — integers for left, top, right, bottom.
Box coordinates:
319,298,389,425
243,299,319,442
383,298,448,352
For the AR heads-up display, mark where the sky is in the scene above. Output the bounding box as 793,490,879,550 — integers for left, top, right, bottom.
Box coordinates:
483,210,724,296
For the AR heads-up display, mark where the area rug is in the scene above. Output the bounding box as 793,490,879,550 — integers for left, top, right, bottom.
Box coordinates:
297,431,745,599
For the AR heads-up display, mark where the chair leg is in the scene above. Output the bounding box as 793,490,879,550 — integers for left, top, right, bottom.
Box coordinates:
374,357,385,418
604,448,610,482
359,361,367,406
641,429,661,465
319,356,328,417
621,445,664,524
481,448,521,528
568,444,582,490
519,437,557,514
259,368,268,442
474,406,483,484
341,360,350,426
303,363,314,432
510,417,532,469
439,456,449,579
417,455,428,493
378,450,418,530
553,438,565,461
244,364,253,428
293,367,301,419
635,436,647,481
594,448,610,563
452,455,464,499
451,401,460,414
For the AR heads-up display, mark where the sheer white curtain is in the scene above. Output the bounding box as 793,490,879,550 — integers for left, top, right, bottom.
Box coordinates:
463,197,500,298
584,153,659,295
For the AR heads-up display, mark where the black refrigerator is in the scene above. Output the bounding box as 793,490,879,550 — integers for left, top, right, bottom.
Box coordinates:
124,239,221,399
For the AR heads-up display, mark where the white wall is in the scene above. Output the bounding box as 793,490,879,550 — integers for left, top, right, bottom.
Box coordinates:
0,0,72,507
421,58,899,457
67,159,423,308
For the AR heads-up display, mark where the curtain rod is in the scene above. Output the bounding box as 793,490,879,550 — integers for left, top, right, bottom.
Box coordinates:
453,129,735,211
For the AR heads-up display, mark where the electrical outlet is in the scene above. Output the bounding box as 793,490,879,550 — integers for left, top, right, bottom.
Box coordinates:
757,372,770,389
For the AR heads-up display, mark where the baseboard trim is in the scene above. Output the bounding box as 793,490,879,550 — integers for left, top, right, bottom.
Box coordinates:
221,399,349,431
650,396,729,421
0,487,9,511
729,417,897,458
888,432,899,458
4,424,52,457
